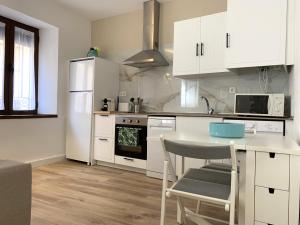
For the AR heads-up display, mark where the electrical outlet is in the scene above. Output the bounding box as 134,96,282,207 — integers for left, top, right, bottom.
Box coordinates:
229,87,236,94
119,91,127,97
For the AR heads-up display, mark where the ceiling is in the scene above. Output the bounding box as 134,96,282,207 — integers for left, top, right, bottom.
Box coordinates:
55,0,173,21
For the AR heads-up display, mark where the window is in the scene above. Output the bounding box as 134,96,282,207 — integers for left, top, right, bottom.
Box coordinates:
181,80,199,108
0,15,39,115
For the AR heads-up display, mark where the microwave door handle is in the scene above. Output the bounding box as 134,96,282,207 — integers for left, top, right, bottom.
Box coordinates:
268,97,272,114
234,96,237,114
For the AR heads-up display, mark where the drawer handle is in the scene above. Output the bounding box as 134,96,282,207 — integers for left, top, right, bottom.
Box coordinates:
226,33,230,48
124,157,134,162
200,42,204,56
268,188,275,194
99,138,108,141
269,152,276,158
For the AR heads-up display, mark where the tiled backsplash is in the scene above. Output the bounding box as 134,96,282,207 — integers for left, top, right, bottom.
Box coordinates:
103,46,290,114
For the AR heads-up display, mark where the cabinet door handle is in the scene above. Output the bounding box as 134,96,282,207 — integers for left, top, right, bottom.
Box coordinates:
196,43,199,56
200,43,204,56
8,63,14,73
269,152,276,158
124,157,134,161
268,188,275,194
226,33,230,48
99,138,108,141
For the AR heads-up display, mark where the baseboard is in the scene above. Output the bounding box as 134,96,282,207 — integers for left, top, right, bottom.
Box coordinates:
26,154,66,168
146,170,176,181
95,161,146,174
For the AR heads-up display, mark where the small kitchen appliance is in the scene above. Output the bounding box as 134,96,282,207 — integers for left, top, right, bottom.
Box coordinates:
101,98,115,111
118,103,130,112
234,93,289,117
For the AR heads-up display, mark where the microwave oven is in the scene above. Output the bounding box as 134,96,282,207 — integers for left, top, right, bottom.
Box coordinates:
234,94,288,117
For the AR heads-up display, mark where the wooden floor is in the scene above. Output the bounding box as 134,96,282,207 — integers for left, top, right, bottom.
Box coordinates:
31,161,227,225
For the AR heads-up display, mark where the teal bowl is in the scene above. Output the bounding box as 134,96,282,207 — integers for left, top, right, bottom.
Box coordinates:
209,122,245,138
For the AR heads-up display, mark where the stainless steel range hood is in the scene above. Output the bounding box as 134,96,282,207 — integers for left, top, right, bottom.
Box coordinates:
123,0,169,68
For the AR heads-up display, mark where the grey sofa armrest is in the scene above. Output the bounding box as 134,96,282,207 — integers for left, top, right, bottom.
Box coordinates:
0,160,32,225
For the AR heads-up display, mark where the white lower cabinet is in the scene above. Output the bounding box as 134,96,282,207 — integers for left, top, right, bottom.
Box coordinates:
94,137,114,163
255,186,289,225
93,114,115,163
115,156,146,170
255,152,290,190
252,151,291,225
94,115,115,137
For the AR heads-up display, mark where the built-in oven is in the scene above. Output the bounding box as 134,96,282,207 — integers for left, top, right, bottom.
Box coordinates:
115,115,147,160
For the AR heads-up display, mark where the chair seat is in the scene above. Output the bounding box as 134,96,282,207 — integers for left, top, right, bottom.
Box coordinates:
204,163,240,173
172,168,231,200
203,163,232,173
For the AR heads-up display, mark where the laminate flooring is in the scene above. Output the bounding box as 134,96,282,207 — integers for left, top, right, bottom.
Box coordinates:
31,161,227,225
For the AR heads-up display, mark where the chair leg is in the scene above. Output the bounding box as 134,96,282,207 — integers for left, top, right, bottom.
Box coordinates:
229,203,235,225
229,171,237,225
196,200,201,214
160,191,166,225
160,161,169,225
177,197,190,225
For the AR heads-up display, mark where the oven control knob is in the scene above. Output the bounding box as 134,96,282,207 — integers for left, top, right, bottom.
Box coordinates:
129,120,133,123
136,120,140,123
122,119,126,123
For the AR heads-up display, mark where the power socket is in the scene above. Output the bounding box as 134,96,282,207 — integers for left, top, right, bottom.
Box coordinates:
229,87,236,94
119,91,127,97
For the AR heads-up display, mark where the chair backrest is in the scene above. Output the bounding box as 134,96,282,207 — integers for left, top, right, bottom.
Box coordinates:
163,139,231,160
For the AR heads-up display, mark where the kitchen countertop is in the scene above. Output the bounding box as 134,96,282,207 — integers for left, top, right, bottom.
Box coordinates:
94,111,293,121
164,131,300,155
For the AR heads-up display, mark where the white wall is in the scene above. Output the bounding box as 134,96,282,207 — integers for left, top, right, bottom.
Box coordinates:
0,0,91,162
289,0,300,142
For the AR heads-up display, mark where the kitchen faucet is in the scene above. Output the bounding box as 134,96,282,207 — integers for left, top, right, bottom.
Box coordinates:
200,96,214,115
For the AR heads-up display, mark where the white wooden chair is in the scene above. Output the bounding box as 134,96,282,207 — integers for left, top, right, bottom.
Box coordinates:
160,136,237,225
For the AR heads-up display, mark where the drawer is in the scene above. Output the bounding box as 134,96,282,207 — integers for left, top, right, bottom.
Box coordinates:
95,115,115,138
255,186,289,225
94,137,114,163
255,152,289,190
115,156,146,169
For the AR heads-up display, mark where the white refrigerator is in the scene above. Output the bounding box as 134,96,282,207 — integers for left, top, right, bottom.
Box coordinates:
66,57,119,164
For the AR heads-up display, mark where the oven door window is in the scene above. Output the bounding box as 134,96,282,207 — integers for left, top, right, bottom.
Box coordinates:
118,127,139,149
115,125,147,159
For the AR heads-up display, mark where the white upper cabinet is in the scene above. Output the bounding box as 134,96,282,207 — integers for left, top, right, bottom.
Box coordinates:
173,18,201,76
225,0,294,68
173,12,228,77
200,12,228,74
